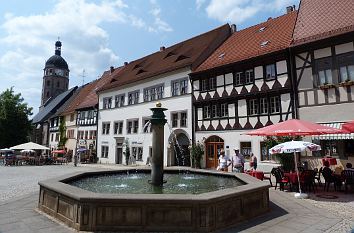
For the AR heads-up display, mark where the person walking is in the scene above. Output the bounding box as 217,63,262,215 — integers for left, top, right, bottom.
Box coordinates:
231,148,245,173
250,152,258,170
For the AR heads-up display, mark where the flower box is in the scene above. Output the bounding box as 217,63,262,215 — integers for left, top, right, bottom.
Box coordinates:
319,83,335,90
338,80,354,87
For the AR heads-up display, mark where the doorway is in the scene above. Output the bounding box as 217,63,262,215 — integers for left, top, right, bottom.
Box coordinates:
115,137,124,164
205,136,224,169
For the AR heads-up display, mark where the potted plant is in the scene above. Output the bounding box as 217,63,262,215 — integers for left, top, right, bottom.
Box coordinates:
189,141,204,168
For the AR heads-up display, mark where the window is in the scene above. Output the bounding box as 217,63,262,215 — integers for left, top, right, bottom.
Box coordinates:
209,77,216,90
201,79,208,91
67,129,75,139
103,97,112,109
172,113,178,128
211,104,218,118
143,85,164,102
132,147,143,161
57,81,59,87
127,119,138,134
180,112,187,127
70,114,75,122
203,106,210,119
55,133,59,142
234,72,243,86
270,96,280,113
51,133,54,142
46,80,50,86
248,99,258,115
220,103,228,117
337,53,354,82
101,146,109,158
102,122,110,135
265,64,276,80
128,91,139,105
260,98,268,114
316,57,333,85
84,131,88,139
80,111,85,120
114,94,125,108
114,121,124,134
245,69,254,84
87,110,93,119
133,120,139,133
240,142,252,157
172,79,188,96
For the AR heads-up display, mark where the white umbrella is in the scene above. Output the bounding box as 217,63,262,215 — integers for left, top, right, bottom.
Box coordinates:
269,141,321,199
0,148,14,152
10,142,49,150
20,149,35,153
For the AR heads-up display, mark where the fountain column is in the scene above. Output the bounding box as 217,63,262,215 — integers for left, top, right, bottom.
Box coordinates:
150,102,167,186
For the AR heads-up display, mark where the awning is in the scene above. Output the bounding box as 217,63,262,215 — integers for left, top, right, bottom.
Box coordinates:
312,123,354,140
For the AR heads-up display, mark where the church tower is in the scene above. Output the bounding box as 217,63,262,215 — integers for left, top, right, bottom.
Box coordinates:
41,40,69,106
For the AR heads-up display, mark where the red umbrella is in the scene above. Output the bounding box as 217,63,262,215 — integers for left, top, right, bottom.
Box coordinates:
246,119,346,136
51,150,66,154
246,119,346,199
342,120,354,133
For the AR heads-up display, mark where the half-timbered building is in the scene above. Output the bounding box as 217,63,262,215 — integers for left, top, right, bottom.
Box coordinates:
190,9,297,169
97,24,230,165
292,0,354,165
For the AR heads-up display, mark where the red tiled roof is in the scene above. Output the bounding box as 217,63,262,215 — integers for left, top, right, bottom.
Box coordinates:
292,0,354,46
99,24,231,92
194,11,297,73
76,67,123,109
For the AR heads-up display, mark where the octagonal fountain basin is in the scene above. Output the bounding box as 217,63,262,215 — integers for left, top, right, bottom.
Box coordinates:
38,168,269,232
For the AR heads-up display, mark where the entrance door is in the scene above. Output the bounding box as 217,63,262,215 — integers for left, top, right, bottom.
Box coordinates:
205,136,224,169
116,147,122,164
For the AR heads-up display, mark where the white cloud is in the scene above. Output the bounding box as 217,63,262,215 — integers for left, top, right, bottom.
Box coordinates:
148,0,173,32
196,0,206,10
0,0,170,114
205,0,297,24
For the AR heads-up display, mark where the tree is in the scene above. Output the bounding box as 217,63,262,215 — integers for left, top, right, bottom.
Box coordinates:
58,117,67,149
0,87,33,148
190,141,204,168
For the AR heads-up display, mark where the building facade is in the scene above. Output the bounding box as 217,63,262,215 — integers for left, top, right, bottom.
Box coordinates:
292,0,354,166
190,10,297,168
97,24,231,165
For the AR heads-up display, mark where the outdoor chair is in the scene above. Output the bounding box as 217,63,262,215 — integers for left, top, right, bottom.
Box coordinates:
314,167,322,186
300,170,316,193
263,172,273,187
322,168,338,191
271,168,290,191
341,170,354,193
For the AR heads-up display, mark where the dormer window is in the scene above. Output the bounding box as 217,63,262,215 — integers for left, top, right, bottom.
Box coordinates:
259,27,266,32
260,41,269,47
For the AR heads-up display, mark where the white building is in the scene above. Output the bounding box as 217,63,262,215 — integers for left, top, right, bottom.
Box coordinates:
97,24,231,165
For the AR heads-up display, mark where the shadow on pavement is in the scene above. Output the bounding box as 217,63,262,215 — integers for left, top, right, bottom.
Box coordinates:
222,201,288,232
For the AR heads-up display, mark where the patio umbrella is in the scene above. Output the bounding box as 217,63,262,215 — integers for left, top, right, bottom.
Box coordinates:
0,148,14,152
51,150,66,154
246,119,346,199
10,142,49,150
342,120,354,133
269,140,321,199
246,119,345,136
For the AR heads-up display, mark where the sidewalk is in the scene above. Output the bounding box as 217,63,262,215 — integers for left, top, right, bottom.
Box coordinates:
0,189,352,233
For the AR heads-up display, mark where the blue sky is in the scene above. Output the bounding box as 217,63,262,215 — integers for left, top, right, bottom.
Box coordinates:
0,0,299,115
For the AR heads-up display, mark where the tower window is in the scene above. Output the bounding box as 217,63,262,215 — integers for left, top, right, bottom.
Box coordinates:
46,80,50,86
49,69,53,74
57,82,59,87
46,91,49,97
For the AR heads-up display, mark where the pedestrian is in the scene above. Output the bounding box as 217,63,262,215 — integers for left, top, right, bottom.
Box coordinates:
74,152,79,167
217,149,230,171
250,152,258,170
231,148,245,173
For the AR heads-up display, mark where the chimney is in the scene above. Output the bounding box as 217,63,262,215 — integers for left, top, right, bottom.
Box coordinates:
124,62,128,66
286,5,294,13
110,66,114,74
160,46,165,51
230,24,237,33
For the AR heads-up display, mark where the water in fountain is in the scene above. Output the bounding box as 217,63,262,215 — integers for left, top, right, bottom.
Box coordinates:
69,171,243,194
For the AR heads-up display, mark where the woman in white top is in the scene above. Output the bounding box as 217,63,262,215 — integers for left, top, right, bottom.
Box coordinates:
217,149,230,171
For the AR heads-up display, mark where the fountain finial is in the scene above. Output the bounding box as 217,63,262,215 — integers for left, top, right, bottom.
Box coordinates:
156,102,162,107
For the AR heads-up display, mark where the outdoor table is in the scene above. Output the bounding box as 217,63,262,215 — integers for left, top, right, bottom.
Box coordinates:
284,172,298,184
246,170,264,180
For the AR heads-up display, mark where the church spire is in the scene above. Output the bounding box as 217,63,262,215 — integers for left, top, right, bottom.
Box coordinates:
55,38,62,56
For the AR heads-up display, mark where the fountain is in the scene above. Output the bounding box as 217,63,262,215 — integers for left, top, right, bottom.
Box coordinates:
37,103,270,232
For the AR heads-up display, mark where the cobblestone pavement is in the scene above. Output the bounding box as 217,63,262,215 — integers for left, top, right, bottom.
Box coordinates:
0,164,353,232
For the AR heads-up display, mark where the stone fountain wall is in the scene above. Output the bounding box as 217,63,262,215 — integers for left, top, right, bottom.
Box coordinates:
38,169,269,232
